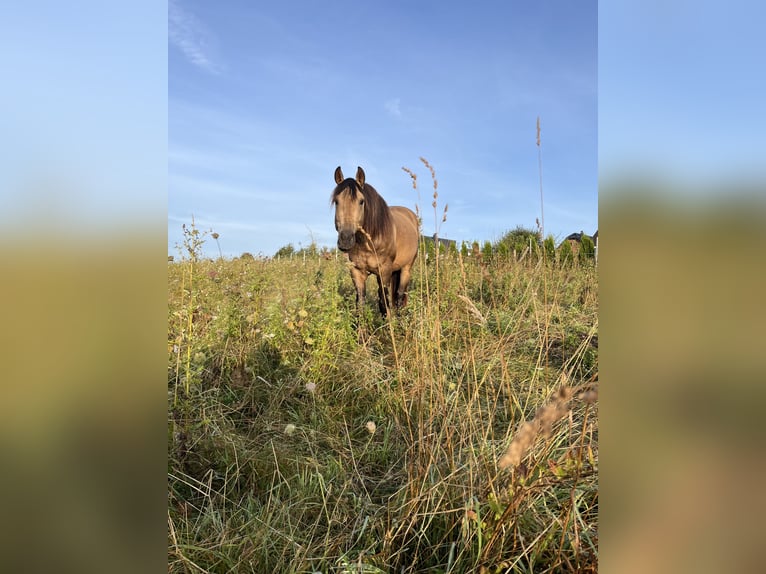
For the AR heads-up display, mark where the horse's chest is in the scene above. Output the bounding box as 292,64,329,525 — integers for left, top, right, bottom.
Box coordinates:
349,249,387,274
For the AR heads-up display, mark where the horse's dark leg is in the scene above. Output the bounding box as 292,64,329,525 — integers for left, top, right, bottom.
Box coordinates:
376,277,388,316
397,264,413,309
376,267,394,316
348,267,370,342
349,266,367,314
391,270,402,308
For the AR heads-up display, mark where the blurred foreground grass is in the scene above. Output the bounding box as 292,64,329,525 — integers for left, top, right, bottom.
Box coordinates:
600,184,766,573
0,234,166,574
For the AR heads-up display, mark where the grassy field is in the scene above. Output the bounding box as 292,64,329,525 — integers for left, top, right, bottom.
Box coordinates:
168,228,598,573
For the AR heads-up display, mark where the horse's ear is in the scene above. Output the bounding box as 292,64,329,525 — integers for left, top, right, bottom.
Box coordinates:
356,167,365,188
334,166,344,184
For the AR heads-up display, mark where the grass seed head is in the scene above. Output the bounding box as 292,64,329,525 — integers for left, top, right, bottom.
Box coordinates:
499,386,575,468
401,167,418,190
499,420,539,469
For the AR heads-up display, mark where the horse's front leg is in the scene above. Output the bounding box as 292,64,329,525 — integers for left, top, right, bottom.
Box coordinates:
376,266,394,316
349,266,368,313
396,264,413,309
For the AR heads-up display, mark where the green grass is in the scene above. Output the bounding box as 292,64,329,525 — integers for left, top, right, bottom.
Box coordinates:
168,230,598,573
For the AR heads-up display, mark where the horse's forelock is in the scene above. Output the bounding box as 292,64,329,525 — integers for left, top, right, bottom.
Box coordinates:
331,178,361,203
331,179,393,241
330,179,356,203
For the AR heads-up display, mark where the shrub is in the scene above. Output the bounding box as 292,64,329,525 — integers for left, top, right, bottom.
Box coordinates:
482,240,493,262
299,242,321,257
559,239,574,266
494,226,542,260
496,242,509,260
579,234,596,263
274,243,295,259
543,235,556,262
424,238,436,262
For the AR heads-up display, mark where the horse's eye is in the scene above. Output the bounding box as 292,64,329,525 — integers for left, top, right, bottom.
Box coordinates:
359,199,364,206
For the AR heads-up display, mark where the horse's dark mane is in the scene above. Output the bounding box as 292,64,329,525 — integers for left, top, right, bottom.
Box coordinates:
331,178,394,242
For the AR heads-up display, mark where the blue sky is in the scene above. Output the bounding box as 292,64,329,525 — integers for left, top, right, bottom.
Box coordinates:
1,2,166,234
2,2,762,255
169,0,597,258
599,1,766,188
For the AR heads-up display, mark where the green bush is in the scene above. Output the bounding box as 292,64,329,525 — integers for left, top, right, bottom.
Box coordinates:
424,238,435,262
559,239,574,266
543,235,556,262
494,226,542,260
274,243,295,259
579,234,596,263
482,240,493,262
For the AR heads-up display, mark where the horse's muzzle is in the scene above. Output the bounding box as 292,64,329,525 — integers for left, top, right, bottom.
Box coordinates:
337,230,355,252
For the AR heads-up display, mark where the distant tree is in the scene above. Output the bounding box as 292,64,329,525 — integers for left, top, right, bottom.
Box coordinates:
448,241,459,259
295,242,319,258
482,240,493,262
543,236,556,262
559,239,574,267
495,226,542,260
274,243,295,259
460,241,470,259
424,238,435,262
579,234,595,263
240,252,254,260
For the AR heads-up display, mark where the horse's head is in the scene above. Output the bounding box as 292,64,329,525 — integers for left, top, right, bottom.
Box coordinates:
331,166,367,252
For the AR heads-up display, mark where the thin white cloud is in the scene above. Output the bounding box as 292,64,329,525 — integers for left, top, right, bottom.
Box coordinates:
169,0,221,74
384,98,402,118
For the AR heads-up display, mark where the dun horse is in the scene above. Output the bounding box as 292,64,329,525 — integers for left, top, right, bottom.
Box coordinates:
331,166,419,316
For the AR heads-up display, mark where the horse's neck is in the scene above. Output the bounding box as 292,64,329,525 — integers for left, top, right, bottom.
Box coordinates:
363,222,396,248
363,201,394,246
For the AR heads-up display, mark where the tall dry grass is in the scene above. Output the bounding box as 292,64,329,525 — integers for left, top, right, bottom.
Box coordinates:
168,176,598,572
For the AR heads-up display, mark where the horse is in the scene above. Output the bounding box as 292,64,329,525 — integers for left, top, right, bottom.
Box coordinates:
330,166,419,316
